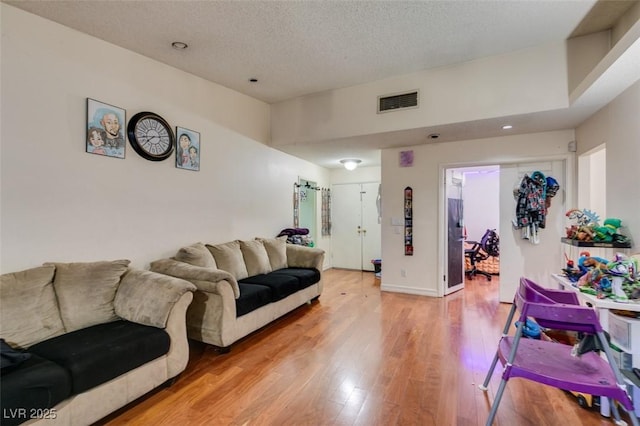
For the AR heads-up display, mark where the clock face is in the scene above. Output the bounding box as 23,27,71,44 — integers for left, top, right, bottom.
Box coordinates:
127,112,175,161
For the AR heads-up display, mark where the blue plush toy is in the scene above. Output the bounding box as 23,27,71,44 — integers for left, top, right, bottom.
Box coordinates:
515,318,541,339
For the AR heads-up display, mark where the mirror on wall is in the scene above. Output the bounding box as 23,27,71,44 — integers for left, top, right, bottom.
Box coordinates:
296,179,318,242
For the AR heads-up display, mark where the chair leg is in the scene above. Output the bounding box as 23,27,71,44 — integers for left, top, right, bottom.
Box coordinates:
477,270,492,281
480,303,518,390
483,314,526,425
479,352,500,391
486,378,509,426
598,330,640,426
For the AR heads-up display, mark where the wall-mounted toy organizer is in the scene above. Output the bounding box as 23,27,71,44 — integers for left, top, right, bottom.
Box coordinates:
404,186,413,256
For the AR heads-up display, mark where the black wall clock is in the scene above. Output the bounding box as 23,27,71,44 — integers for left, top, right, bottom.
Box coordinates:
127,111,175,161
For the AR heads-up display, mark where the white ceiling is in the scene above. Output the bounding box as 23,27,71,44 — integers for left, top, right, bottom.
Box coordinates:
5,0,639,168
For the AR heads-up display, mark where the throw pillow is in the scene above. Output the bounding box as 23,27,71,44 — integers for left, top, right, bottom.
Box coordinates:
0,338,31,369
0,265,65,348
175,242,217,269
45,260,130,332
206,241,249,280
258,236,288,270
239,240,272,276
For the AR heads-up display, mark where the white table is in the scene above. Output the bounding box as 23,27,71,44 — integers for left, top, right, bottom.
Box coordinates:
551,273,640,417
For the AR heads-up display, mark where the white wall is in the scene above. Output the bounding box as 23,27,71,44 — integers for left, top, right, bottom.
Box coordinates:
380,130,573,297
576,81,640,249
0,5,331,272
272,42,568,145
461,168,499,242
577,146,607,218
330,166,381,185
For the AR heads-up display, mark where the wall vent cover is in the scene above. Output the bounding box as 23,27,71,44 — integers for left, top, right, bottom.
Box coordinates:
377,90,419,113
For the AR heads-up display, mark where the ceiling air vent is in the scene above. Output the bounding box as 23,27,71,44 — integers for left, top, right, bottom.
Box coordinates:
377,90,419,113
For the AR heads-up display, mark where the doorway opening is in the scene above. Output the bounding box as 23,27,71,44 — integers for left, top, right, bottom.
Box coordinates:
441,157,570,302
578,144,606,216
298,178,318,244
444,165,500,296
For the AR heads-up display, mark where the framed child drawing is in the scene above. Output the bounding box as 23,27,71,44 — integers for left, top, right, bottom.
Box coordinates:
175,127,200,171
86,98,126,158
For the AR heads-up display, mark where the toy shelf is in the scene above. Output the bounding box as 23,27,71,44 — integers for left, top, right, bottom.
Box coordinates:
561,237,632,249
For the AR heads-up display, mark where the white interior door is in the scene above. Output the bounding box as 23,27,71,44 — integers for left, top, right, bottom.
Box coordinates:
499,160,566,302
361,182,382,271
331,183,381,271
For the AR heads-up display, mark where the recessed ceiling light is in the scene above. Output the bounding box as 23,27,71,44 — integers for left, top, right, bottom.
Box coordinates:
502,125,513,130
249,78,258,83
171,41,188,50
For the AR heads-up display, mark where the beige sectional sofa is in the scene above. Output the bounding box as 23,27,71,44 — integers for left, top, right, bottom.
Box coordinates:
150,237,324,350
0,260,196,426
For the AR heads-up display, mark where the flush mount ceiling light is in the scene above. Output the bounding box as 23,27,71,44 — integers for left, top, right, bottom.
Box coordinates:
340,159,362,171
502,125,513,130
171,41,188,50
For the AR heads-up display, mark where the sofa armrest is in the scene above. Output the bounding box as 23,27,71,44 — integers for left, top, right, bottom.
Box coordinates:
286,244,325,270
114,269,196,328
149,258,240,298
164,291,194,378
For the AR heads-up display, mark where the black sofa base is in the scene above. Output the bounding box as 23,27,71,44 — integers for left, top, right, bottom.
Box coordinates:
236,268,321,318
1,321,170,425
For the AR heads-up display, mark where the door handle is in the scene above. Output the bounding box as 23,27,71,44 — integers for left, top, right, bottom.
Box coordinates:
357,226,367,234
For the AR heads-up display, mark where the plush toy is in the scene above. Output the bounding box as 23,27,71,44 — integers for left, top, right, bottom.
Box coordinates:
565,211,630,244
606,253,639,300
578,252,609,274
593,218,623,242
565,209,601,241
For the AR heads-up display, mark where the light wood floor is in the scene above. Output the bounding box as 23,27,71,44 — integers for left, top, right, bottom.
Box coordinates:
102,269,622,425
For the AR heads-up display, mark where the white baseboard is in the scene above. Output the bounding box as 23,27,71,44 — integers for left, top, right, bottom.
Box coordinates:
380,283,439,297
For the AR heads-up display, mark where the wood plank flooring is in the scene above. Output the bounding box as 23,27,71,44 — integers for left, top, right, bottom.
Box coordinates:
101,269,622,425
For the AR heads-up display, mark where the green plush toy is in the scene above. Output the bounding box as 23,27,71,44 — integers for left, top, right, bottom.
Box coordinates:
593,218,623,242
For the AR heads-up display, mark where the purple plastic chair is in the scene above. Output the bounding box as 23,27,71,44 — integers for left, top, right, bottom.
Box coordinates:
480,277,639,426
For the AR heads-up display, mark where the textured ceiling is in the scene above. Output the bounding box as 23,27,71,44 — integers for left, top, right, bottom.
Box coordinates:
5,0,638,168
5,0,598,104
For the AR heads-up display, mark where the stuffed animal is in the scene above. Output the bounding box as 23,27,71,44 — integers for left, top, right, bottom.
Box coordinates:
593,218,623,242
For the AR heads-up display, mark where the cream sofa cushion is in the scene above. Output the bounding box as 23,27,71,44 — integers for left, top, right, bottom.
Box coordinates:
45,260,130,332
206,241,249,280
0,265,65,348
240,240,272,276
175,242,217,269
258,236,288,270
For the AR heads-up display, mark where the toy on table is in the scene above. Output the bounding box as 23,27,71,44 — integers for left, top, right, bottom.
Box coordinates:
562,251,609,283
574,253,640,301
607,253,640,300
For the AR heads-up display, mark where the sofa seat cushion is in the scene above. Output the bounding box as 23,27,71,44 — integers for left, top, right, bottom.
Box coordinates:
236,283,272,317
29,320,170,394
0,353,72,426
240,274,299,301
270,268,321,289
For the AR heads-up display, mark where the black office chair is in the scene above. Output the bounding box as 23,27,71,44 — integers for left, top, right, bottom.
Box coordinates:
465,229,499,281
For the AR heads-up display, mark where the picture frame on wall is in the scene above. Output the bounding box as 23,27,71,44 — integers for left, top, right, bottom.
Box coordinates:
86,98,126,158
175,127,200,171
